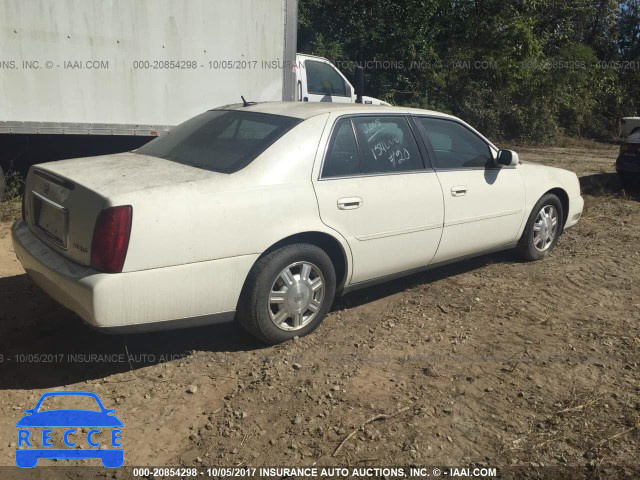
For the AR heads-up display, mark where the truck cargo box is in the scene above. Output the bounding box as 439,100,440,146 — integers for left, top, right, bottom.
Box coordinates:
0,0,298,135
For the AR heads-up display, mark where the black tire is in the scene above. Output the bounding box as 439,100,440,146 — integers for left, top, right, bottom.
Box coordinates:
517,193,564,261
619,171,639,191
236,243,336,344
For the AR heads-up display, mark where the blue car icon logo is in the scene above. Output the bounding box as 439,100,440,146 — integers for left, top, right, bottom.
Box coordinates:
15,391,123,468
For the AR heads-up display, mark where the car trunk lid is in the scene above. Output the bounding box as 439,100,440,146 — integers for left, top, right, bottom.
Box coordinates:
23,152,221,267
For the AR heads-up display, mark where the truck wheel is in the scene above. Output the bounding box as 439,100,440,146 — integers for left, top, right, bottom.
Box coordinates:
517,194,564,261
237,244,336,344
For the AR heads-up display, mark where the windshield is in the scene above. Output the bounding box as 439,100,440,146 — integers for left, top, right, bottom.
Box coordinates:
136,110,301,174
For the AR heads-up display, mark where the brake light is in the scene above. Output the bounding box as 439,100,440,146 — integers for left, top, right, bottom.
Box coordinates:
621,143,639,154
91,206,133,273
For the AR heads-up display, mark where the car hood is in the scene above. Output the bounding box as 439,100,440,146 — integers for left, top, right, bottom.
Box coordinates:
16,410,123,427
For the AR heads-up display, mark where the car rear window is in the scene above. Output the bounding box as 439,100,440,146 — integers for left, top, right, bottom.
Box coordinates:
627,129,640,143
136,110,302,173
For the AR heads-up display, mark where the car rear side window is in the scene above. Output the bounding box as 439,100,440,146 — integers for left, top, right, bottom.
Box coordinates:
322,119,360,178
416,117,493,169
352,117,424,174
136,110,301,174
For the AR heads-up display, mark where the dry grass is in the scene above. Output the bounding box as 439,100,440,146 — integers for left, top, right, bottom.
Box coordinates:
0,198,21,222
0,170,23,222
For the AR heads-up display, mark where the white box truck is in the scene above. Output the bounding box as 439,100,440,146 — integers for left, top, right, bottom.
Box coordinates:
0,0,387,177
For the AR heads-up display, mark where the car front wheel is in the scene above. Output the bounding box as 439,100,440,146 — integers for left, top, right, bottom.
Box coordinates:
517,193,564,261
236,243,336,344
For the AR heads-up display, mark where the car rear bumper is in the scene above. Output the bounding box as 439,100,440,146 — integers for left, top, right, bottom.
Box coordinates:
564,194,584,230
11,219,257,331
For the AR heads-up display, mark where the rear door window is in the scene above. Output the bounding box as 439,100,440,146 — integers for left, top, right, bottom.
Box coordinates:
136,111,301,174
352,117,424,174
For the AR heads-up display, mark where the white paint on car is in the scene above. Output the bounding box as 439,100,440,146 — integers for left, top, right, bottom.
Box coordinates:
11,102,584,333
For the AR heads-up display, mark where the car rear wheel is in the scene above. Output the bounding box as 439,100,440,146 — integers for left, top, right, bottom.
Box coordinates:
236,243,336,344
517,193,563,261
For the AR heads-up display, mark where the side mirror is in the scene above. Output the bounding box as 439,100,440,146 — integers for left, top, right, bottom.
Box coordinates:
496,149,520,167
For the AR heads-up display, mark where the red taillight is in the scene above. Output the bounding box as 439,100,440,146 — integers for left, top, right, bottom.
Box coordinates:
91,206,133,273
621,143,639,154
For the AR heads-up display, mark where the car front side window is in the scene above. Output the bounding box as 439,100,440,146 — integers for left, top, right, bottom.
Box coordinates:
417,117,493,169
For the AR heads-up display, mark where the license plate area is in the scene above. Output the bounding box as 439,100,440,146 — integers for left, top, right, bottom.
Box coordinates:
32,191,69,249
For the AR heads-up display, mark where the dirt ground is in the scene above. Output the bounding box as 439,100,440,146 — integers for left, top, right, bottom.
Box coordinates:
0,143,638,477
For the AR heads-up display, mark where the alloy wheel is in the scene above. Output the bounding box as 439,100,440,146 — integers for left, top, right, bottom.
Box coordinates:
268,261,325,331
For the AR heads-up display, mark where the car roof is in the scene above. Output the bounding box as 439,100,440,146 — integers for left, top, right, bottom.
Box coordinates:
217,101,457,121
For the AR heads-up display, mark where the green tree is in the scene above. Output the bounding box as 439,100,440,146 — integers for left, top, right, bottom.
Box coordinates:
298,0,639,141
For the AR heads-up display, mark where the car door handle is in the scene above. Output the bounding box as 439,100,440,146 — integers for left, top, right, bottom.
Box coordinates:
451,186,467,197
337,197,362,210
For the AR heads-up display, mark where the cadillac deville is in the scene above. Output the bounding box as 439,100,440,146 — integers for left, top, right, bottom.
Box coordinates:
11,103,584,344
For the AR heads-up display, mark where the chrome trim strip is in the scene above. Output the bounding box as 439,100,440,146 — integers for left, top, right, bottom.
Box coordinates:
443,209,523,227
32,190,66,211
318,168,436,182
355,222,443,241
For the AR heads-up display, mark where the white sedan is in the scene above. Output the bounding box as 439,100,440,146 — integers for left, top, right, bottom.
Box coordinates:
12,103,584,343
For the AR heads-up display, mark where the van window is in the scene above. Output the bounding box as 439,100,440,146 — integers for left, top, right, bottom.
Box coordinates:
305,60,348,97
